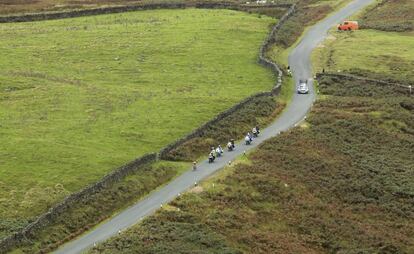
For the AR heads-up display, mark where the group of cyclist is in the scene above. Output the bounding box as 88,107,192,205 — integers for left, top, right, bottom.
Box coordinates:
206,125,260,164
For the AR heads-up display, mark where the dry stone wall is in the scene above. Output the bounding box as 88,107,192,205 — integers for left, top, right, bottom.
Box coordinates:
259,2,296,87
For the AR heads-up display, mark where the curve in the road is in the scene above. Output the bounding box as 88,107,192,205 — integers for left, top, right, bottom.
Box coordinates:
55,1,374,253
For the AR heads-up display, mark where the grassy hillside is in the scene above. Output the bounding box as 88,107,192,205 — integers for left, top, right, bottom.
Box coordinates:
0,8,276,238
312,29,414,82
90,75,414,254
312,0,414,82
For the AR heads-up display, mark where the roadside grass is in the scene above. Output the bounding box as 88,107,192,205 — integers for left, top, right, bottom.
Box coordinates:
269,0,353,68
278,75,294,105
90,74,414,254
360,0,414,32
273,1,331,48
311,29,414,82
0,8,276,239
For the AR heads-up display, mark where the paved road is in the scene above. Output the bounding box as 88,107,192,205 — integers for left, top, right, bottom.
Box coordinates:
55,1,374,253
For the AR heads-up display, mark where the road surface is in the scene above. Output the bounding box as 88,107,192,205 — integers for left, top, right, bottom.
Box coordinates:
55,0,374,253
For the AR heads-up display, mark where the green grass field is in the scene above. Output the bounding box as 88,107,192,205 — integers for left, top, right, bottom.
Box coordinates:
0,8,275,231
312,29,414,82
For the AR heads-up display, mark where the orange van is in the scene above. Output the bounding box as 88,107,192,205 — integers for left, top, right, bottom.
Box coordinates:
337,21,359,31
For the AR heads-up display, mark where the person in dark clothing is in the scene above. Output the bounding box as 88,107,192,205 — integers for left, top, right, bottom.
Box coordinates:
208,152,215,163
252,127,258,137
227,141,233,151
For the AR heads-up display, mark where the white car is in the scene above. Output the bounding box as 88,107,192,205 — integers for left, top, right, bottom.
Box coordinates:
297,79,309,94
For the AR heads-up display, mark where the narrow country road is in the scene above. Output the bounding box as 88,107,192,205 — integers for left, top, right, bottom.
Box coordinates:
55,1,374,253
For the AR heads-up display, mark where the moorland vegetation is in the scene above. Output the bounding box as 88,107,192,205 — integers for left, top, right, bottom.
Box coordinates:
91,72,414,254
360,0,413,32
